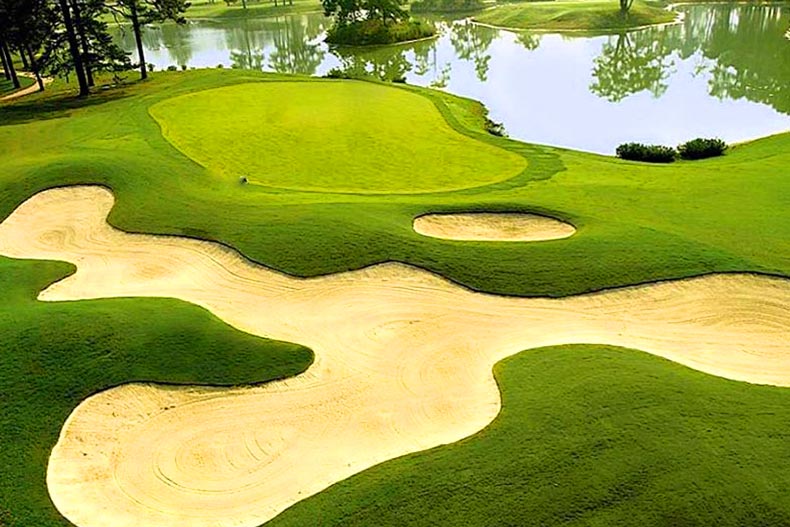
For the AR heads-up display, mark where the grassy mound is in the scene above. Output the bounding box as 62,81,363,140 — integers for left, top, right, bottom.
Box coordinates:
0,257,312,527
326,19,435,46
474,0,676,31
149,81,525,193
268,345,790,526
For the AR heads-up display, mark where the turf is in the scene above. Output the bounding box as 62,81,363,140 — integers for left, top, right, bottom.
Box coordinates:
1,70,787,297
267,345,790,527
0,256,312,526
184,0,322,19
149,81,525,193
1,68,789,526
0,75,34,96
474,0,676,31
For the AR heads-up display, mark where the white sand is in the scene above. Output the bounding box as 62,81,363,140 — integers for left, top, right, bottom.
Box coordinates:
414,212,575,241
0,186,787,527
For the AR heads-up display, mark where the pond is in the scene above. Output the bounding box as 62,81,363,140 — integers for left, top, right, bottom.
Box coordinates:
112,4,790,154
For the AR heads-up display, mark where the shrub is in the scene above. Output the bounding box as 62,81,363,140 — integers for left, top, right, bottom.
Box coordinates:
147,63,156,72
324,68,355,79
326,19,435,46
411,0,483,13
167,65,178,72
216,64,225,69
485,117,507,137
677,138,727,160
180,64,188,71
616,142,677,163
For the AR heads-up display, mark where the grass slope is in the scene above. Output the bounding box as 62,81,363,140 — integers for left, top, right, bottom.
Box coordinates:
474,0,676,31
150,82,523,192
0,75,34,97
1,70,787,297
268,345,790,527
180,0,322,19
0,257,312,527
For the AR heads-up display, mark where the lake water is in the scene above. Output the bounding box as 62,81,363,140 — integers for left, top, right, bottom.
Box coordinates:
112,4,790,154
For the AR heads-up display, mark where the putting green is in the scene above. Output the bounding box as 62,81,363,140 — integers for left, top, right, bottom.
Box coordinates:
149,81,526,193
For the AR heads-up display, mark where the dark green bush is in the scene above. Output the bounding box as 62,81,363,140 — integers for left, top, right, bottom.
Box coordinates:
411,0,483,13
167,65,178,72
677,138,727,160
485,117,507,137
616,142,677,163
326,19,435,46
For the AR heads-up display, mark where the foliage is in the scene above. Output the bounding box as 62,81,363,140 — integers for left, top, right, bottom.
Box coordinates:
325,18,434,45
323,0,406,26
591,29,673,102
616,142,677,162
410,0,483,14
484,117,506,137
678,138,727,160
473,0,675,31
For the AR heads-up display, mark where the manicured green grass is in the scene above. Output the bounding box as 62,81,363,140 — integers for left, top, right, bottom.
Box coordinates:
182,0,322,19
267,345,790,526
474,0,676,31
149,81,524,193
1,67,789,527
0,75,34,96
0,256,312,526
1,69,787,297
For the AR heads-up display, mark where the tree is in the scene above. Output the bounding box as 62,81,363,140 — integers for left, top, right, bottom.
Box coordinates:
590,29,674,102
57,0,90,96
323,0,406,26
106,0,191,80
620,0,633,15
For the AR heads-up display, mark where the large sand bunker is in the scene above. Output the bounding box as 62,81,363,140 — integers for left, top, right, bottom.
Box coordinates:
414,212,575,241
0,186,788,527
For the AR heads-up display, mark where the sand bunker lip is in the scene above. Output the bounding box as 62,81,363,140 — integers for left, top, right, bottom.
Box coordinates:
0,186,788,527
413,212,576,241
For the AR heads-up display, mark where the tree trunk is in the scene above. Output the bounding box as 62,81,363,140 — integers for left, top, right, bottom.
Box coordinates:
19,47,29,69
0,40,20,89
129,0,148,80
71,0,95,87
25,44,45,92
58,0,90,96
0,39,10,80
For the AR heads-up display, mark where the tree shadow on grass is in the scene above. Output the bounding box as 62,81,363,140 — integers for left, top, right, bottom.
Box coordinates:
0,85,135,127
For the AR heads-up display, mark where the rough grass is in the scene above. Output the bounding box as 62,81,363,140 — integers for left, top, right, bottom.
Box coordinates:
149,81,524,193
0,257,312,527
267,345,790,526
474,0,676,31
0,75,34,96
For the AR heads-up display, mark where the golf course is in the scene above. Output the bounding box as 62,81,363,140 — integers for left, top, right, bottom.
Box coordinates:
0,1,789,525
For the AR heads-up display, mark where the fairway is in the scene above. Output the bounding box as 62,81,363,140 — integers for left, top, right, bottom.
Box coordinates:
149,81,527,193
0,186,787,527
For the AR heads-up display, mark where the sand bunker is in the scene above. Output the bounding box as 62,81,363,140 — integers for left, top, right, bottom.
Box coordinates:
0,186,788,527
414,212,575,241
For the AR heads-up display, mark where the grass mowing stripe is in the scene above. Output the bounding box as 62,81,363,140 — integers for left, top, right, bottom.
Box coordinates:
267,345,790,527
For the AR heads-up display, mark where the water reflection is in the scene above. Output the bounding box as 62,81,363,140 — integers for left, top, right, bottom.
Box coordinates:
112,3,790,153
